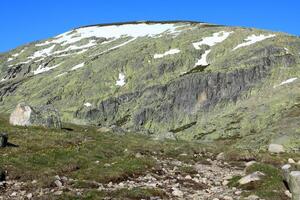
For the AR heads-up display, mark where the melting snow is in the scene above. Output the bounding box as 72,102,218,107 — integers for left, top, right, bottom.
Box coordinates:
84,102,92,107
29,45,56,59
233,34,276,50
71,62,85,71
33,63,63,75
154,48,181,59
55,72,67,78
195,50,211,66
36,23,183,47
193,31,233,49
273,77,298,88
116,73,126,86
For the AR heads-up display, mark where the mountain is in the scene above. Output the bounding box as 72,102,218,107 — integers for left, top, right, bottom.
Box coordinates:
0,21,299,151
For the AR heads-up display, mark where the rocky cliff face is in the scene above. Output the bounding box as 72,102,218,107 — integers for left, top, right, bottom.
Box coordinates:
0,21,299,150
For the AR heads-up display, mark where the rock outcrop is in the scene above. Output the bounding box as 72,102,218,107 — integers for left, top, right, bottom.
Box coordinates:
9,103,61,128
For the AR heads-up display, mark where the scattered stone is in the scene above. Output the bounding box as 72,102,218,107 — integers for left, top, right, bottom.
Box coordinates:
54,190,63,195
54,180,63,188
222,180,229,186
104,163,111,167
223,196,233,200
9,103,62,128
26,193,33,199
245,195,260,200
268,144,285,153
216,152,225,161
0,133,8,148
172,188,183,197
285,190,292,198
185,175,192,180
288,158,296,164
135,152,143,158
238,171,265,185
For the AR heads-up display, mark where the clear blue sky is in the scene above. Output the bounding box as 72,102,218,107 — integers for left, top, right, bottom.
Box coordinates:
1,0,299,52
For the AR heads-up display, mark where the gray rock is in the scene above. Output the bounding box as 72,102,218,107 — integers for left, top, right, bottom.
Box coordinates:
9,103,61,129
152,132,177,141
268,144,285,153
238,171,265,185
0,133,8,147
289,171,300,200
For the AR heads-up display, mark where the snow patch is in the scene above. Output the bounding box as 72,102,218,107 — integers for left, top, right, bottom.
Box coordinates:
33,63,63,75
116,73,126,86
195,50,211,66
35,23,183,47
193,31,233,49
154,48,180,59
55,72,67,78
233,34,276,50
274,77,298,88
84,102,92,107
71,62,85,71
29,45,56,59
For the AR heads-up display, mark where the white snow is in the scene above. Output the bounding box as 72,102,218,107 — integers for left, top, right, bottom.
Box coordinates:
84,102,92,107
91,38,136,57
154,48,181,59
233,34,276,50
273,77,298,88
55,72,67,78
35,23,183,47
193,31,233,49
7,58,14,62
116,73,126,86
71,62,85,71
33,63,63,75
279,78,298,86
195,50,211,66
29,45,56,59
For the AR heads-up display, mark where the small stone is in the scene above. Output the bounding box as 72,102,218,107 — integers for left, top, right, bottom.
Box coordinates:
54,190,63,195
172,188,183,197
10,192,17,196
298,160,300,165
235,190,242,195
31,180,37,184
26,193,33,199
282,164,292,170
245,195,260,200
268,144,285,153
289,171,300,200
104,163,111,167
284,190,292,198
223,175,233,180
288,158,296,164
185,175,192,180
95,160,100,164
135,152,142,158
238,171,265,185
222,180,229,186
216,152,225,160
54,180,63,188
223,196,233,200
54,175,60,180
213,198,219,200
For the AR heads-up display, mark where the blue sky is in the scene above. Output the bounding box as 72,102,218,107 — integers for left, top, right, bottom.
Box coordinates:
1,0,299,52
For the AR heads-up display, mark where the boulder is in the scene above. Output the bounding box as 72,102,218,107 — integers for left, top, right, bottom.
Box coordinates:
268,144,285,153
0,133,8,147
289,171,300,200
9,103,61,129
238,171,265,185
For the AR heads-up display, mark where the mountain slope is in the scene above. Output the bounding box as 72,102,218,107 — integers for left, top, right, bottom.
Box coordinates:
0,21,300,151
